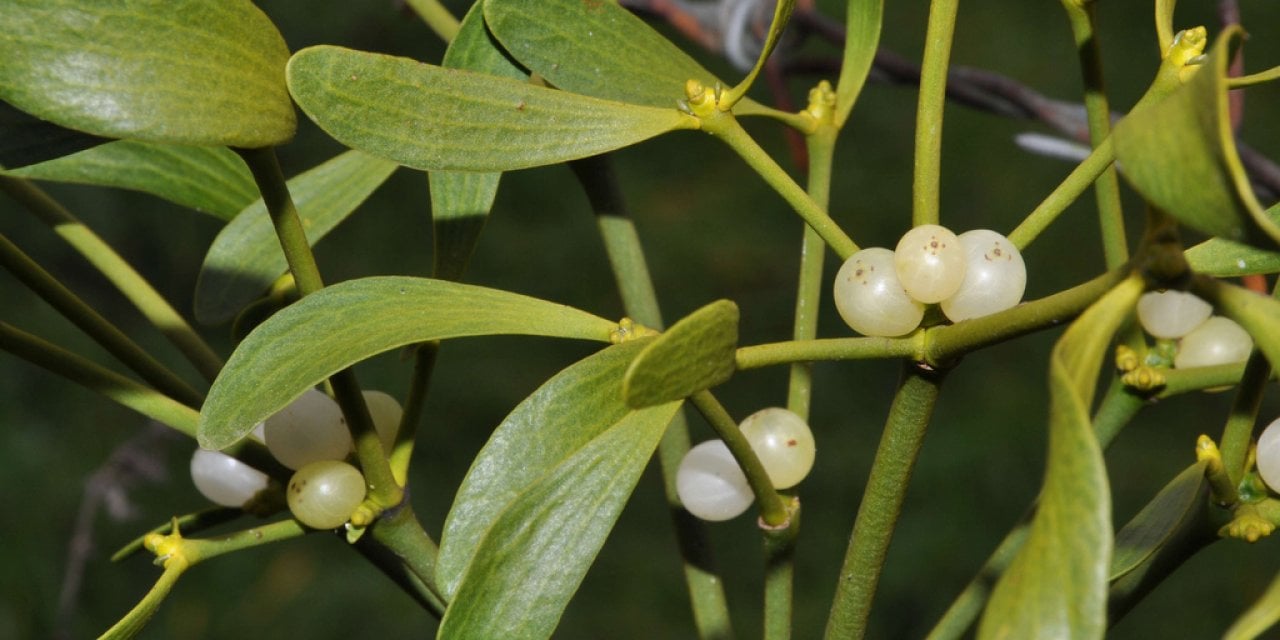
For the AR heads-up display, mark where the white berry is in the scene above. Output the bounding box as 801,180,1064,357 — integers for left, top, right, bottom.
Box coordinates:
190,448,270,508
264,388,353,470
362,390,403,453
1257,418,1280,491
677,440,754,521
739,408,815,489
1137,290,1213,339
894,224,967,304
833,247,925,337
1174,316,1253,369
940,229,1026,321
287,460,367,529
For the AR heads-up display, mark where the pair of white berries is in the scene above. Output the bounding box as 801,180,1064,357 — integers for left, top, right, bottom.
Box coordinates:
190,389,403,529
676,407,816,521
1135,290,1253,370
833,226,1027,337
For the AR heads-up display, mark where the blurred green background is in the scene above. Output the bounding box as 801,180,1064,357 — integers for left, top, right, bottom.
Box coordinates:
3,0,1280,638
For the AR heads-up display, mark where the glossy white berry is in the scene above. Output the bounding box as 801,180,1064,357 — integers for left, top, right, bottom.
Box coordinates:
287,460,367,529
1137,290,1213,339
190,448,270,508
264,388,353,470
1257,418,1280,491
677,440,754,521
740,408,815,489
362,390,403,452
940,230,1026,322
894,224,967,304
1174,316,1253,369
834,247,925,337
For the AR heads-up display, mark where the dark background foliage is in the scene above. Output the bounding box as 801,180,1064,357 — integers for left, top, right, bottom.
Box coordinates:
2,1,1280,638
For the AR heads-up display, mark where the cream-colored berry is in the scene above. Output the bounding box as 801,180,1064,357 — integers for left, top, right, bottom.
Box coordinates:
739,408,815,489
1137,290,1213,339
833,247,925,337
894,224,967,304
287,460,367,529
1175,316,1252,369
941,229,1026,321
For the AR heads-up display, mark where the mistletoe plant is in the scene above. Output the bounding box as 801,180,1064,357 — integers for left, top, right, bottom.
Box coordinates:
5,0,1280,638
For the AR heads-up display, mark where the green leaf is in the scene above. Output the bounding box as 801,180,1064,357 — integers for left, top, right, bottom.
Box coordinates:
722,0,795,107
198,276,619,449
429,0,527,281
834,0,883,128
436,342,680,639
0,0,295,147
623,300,738,408
5,141,257,219
99,562,185,639
979,275,1143,640
1184,204,1280,277
1114,28,1280,249
193,151,398,324
0,99,109,168
481,0,771,116
1109,461,1208,581
1224,570,1280,640
286,45,697,173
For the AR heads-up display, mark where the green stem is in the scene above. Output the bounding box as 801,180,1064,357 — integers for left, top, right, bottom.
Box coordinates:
824,365,943,639
690,390,790,527
404,0,460,42
736,336,920,370
0,232,203,407
0,321,199,437
788,124,837,420
354,532,446,616
0,176,223,382
389,342,439,486
1061,1,1128,268
1217,279,1280,485
700,112,858,259
763,501,801,640
365,502,446,614
912,0,960,227
181,518,306,564
237,148,401,508
570,155,735,639
1006,138,1115,251
1157,362,1255,396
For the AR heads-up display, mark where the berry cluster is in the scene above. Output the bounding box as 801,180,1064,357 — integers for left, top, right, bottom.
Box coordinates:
833,225,1027,337
1135,290,1253,370
677,408,815,521
190,389,402,529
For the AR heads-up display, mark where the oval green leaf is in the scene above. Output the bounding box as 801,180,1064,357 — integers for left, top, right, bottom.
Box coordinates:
979,276,1143,640
623,299,738,408
0,0,295,147
198,277,619,449
286,45,697,173
481,0,771,116
1109,461,1208,581
429,0,528,281
1184,204,1280,277
5,140,257,219
193,150,398,324
835,0,884,128
1114,28,1280,248
437,342,680,638
0,99,109,169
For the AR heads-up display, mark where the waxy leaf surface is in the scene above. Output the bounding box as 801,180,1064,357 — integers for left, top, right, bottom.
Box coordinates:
624,300,738,408
1185,204,1280,277
1109,461,1208,581
287,45,697,173
979,276,1143,639
0,0,295,146
5,141,256,219
1114,28,1280,248
437,341,679,639
194,151,398,324
199,277,617,449
482,0,770,116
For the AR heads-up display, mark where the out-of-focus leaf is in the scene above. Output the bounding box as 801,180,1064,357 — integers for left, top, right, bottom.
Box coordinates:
482,0,771,116
835,0,883,128
437,342,679,639
1184,204,1280,277
0,0,294,147
1109,461,1208,581
198,277,618,450
1114,28,1280,249
0,100,109,168
5,141,256,219
623,300,737,408
979,276,1143,640
1224,570,1280,640
193,150,397,324
286,46,697,173
429,0,527,281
